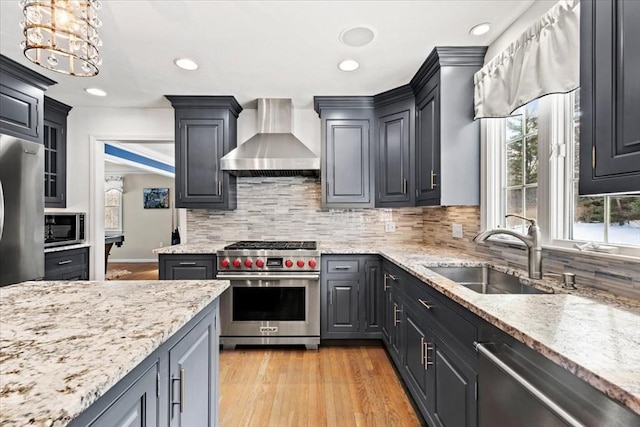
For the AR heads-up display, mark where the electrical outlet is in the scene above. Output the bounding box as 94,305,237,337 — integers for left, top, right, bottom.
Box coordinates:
385,222,396,232
159,242,164,248
452,224,463,238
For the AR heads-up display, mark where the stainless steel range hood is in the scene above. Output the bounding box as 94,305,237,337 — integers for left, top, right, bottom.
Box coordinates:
221,98,319,177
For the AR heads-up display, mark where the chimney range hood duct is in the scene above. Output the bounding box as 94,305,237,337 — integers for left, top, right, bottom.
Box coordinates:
221,98,320,177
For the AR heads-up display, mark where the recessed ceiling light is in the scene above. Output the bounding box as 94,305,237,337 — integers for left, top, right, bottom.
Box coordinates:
338,59,360,72
469,22,491,36
339,26,376,47
85,87,107,97
174,58,199,71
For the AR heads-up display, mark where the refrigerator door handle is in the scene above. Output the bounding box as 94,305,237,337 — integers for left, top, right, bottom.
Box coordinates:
0,180,4,241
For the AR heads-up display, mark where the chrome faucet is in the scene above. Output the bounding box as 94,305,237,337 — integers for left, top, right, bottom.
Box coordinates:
473,214,542,279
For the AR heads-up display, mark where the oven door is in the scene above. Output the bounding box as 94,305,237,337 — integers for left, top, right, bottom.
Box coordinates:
219,274,320,338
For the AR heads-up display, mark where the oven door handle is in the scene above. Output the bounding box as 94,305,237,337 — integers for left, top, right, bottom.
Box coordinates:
217,274,320,281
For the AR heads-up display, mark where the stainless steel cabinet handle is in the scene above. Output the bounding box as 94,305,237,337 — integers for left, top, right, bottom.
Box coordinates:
179,262,197,265
393,303,402,326
218,181,223,195
171,369,185,417
421,337,425,365
430,170,438,189
0,181,4,241
475,342,583,427
418,299,432,310
329,289,333,305
425,342,434,369
384,273,397,290
333,266,352,270
58,260,73,265
180,368,185,413
403,178,407,194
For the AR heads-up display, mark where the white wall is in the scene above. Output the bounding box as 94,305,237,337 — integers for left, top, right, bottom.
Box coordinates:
484,0,559,64
109,173,175,262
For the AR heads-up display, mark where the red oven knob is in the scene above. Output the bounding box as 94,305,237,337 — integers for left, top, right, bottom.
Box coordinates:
308,259,317,268
244,259,253,268
232,259,241,268
256,259,264,268
297,259,305,268
221,259,230,268
285,259,293,268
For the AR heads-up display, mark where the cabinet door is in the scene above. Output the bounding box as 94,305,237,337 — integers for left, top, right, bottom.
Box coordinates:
580,0,640,194
326,279,359,333
378,110,412,205
363,259,381,333
429,333,477,427
43,119,66,207
169,311,216,427
403,307,430,412
415,85,440,205
90,362,158,427
0,73,41,143
160,255,215,280
176,118,225,207
325,119,372,206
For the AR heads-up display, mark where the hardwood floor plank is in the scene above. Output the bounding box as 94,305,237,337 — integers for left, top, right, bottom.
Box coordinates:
106,262,158,280
219,346,421,427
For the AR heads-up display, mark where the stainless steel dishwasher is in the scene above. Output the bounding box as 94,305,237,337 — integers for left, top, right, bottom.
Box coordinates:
475,328,640,427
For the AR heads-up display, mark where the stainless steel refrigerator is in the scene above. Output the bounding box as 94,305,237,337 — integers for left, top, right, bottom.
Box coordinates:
0,134,44,286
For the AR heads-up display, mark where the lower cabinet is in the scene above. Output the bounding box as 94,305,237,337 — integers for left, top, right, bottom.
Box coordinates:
321,255,381,339
44,247,90,280
159,254,216,280
69,301,219,427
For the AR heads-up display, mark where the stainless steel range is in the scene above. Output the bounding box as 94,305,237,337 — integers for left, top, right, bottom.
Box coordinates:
216,241,320,350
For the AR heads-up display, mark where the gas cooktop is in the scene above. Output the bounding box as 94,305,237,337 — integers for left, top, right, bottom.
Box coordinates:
223,241,317,251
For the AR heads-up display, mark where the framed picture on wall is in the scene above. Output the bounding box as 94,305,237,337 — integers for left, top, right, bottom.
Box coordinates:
143,188,170,209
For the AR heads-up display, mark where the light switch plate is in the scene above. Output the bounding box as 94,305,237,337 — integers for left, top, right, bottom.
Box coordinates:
385,222,396,232
452,223,463,238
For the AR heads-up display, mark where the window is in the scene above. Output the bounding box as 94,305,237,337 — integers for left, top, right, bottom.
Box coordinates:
105,176,123,232
484,91,640,254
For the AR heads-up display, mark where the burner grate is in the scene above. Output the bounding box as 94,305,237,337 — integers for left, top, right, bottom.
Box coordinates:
224,241,317,250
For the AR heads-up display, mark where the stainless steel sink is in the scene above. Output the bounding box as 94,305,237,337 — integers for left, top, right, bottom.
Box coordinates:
428,266,551,295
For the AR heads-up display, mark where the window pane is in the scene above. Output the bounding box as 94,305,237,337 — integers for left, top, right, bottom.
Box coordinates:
105,206,120,230
105,190,120,206
525,133,538,184
506,188,524,231
506,138,523,186
608,196,640,246
573,184,605,242
525,100,539,134
525,187,537,221
506,116,522,141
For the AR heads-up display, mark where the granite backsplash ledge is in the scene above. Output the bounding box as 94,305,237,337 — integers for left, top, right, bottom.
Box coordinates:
187,177,423,245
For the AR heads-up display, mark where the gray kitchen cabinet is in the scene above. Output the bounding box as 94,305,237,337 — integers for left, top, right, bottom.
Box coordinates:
375,85,415,207
579,0,640,194
314,97,375,208
320,255,382,339
159,254,216,280
0,54,55,144
411,46,486,206
69,300,220,427
402,304,430,416
89,362,159,427
168,309,218,427
44,96,72,208
44,247,90,281
165,96,242,210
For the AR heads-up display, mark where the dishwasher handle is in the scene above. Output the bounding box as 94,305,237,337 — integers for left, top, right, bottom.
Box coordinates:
474,342,584,427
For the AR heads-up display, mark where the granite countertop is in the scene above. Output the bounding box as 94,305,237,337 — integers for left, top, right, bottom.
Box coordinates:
44,243,92,253
156,242,640,414
0,279,230,426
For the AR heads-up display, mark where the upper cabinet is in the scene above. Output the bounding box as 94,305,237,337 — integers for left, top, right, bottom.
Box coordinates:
44,96,72,208
166,96,242,210
375,85,415,207
0,54,56,144
579,0,640,195
314,97,375,209
410,47,486,206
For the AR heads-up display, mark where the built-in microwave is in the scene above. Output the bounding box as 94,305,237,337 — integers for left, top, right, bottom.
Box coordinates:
44,213,86,248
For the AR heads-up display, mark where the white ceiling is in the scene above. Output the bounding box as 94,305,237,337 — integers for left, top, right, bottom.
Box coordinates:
0,0,540,110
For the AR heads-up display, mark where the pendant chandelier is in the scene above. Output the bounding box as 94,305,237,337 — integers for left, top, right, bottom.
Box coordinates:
19,0,103,77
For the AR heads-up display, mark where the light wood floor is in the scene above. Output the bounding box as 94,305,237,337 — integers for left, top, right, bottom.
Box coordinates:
219,346,422,427
106,262,159,280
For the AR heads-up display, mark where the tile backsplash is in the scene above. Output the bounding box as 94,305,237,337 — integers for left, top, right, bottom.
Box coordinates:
186,178,638,299
187,177,423,245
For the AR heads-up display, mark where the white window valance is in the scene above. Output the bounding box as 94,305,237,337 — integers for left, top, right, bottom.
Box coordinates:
474,0,580,119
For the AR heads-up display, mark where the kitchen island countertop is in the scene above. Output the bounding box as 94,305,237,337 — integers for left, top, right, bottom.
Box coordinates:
156,242,640,414
0,279,229,426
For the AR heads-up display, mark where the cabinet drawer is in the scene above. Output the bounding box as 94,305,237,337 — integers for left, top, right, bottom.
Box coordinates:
325,259,360,274
405,278,477,352
45,248,88,270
